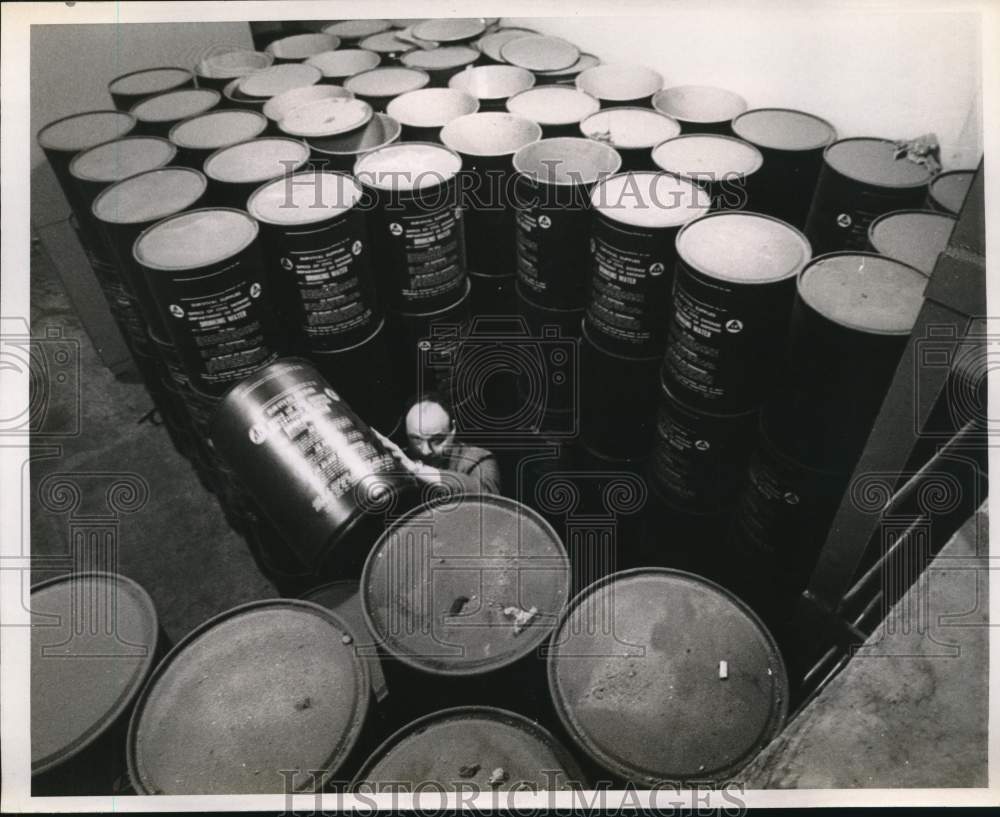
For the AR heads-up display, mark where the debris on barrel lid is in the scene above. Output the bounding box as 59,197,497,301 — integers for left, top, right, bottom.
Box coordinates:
503,605,538,635
488,767,509,787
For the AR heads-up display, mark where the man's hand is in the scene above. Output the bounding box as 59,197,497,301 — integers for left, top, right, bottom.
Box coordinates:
372,429,444,483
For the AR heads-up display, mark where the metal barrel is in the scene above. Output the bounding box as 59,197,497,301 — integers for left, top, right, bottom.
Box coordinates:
650,133,764,211
307,112,401,172
128,88,221,138
579,107,681,172
475,27,539,65
731,108,837,229
401,45,481,87
661,211,812,413
780,251,929,471
926,168,975,215
579,320,661,459
265,31,341,63
651,84,748,135
584,171,711,357
220,77,268,112
277,99,376,150
91,166,209,341
360,494,571,721
359,30,418,64
574,63,663,109
651,371,758,513
202,136,311,209
168,108,268,168
804,137,934,254
133,207,281,396
351,707,587,793
354,141,468,312
448,64,536,112
126,599,374,794
193,48,274,91
209,358,419,574
547,568,788,786
343,67,431,112
261,84,354,136
512,137,622,309
506,85,601,138
222,63,322,112
387,87,480,143
108,66,194,111
442,113,542,296
385,278,473,404
533,53,600,87
31,572,164,795
247,170,382,352
305,48,381,83
867,209,957,276
323,19,393,45
409,17,487,45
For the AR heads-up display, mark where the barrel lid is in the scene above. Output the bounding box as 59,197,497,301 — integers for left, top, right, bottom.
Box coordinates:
352,707,584,791
652,85,748,125
134,208,258,271
306,48,381,79
591,171,710,229
130,88,220,125
402,45,479,72
651,133,763,180
825,137,934,188
677,211,812,283
266,32,340,61
31,572,159,775
70,136,176,183
37,110,135,153
547,568,789,784
93,166,207,225
262,84,354,123
868,210,956,276
344,66,430,98
412,18,486,43
390,18,427,29
536,53,600,79
238,63,322,99
362,495,571,676
169,108,267,148
798,252,928,334
575,63,663,102
449,65,535,101
581,107,681,150
301,580,374,643
387,88,480,128
196,49,273,80
476,28,537,63
514,137,621,186
500,35,580,72
309,112,401,156
323,19,392,41
248,170,362,225
354,141,462,191
278,97,374,138
204,136,310,183
441,112,541,157
127,599,370,794
360,30,417,55
506,85,600,126
929,168,975,215
109,66,192,97
731,107,836,152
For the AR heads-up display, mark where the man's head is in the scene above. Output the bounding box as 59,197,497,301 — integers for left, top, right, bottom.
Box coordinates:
404,394,456,465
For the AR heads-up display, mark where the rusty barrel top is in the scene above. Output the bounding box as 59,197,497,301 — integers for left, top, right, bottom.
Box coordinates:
868,209,957,276
547,568,788,784
127,599,370,794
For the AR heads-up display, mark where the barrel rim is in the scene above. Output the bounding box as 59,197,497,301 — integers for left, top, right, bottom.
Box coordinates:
447,63,536,100
128,87,221,124
30,571,161,776
323,18,393,40
202,135,311,185
265,31,341,59
535,52,600,78
505,85,601,127
108,65,194,97
400,44,481,72
579,106,683,150
821,136,934,190
349,705,587,790
650,132,764,180
475,27,539,62
360,492,572,678
928,167,976,213
499,34,580,73
590,168,711,231
237,62,324,99
247,168,364,226
867,207,958,257
68,134,178,183
307,112,402,157
344,65,432,99
674,209,812,285
352,139,464,191
387,87,481,129
261,84,355,124
305,47,382,78
439,111,543,157
277,96,375,138
37,109,137,153
195,49,274,81
359,30,418,55
730,106,837,153
573,62,664,102
650,84,748,125
412,17,488,44
132,205,260,272
91,164,208,226
125,597,371,795
546,565,790,784
512,136,623,187
221,77,266,107
168,107,269,148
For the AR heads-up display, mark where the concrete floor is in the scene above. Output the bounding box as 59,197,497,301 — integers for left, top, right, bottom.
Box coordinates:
27,242,990,790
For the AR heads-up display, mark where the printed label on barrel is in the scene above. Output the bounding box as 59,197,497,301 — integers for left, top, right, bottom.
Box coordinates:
514,205,589,305
663,283,732,401
389,206,466,304
809,183,928,253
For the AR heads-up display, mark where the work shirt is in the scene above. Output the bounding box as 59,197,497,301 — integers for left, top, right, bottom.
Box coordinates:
431,442,502,495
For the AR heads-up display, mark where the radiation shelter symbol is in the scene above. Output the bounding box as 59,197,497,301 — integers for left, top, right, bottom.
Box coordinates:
694,439,710,451
352,240,363,255
783,491,800,505
389,223,404,237
725,319,743,334
836,213,853,228
169,304,185,319
248,423,268,445
538,215,552,229
649,261,665,277
324,387,340,402
249,283,262,298
280,257,294,271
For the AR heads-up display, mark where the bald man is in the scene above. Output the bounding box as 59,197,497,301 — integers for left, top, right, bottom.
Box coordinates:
375,395,502,495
